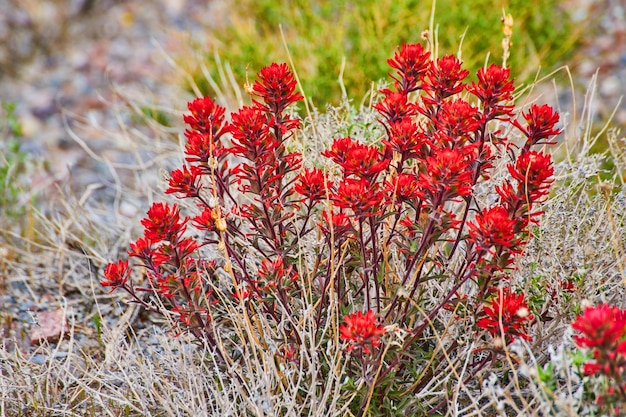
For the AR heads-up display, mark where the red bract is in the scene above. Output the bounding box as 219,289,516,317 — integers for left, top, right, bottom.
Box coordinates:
468,64,515,119
508,150,554,204
322,137,389,180
387,43,430,93
184,96,227,136
101,260,130,291
514,104,561,147
228,106,275,161
320,210,354,240
166,165,203,198
339,310,386,354
374,91,417,124
294,168,332,202
141,202,187,243
383,119,426,161
468,206,519,251
192,207,217,232
385,173,421,204
417,147,475,205
422,55,469,103
332,178,384,218
435,99,482,143
255,256,298,293
572,305,626,349
476,288,533,343
253,62,303,114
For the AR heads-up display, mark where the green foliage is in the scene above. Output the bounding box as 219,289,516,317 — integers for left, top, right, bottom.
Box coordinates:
0,102,29,222
192,0,579,105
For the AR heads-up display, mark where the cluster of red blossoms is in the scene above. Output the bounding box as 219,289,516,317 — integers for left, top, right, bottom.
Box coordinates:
572,304,626,412
102,42,561,396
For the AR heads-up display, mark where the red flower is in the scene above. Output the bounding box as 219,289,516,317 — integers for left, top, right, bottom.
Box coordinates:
166,165,203,198
184,130,227,164
228,106,275,161
322,137,389,180
252,63,303,114
417,146,475,205
294,168,332,202
192,207,217,232
332,178,384,218
184,96,227,136
468,64,515,119
141,202,187,243
508,150,554,204
101,260,130,291
572,305,626,349
385,173,421,203
422,55,469,102
513,104,561,147
339,310,387,354
468,206,519,250
476,288,534,343
374,91,417,124
435,99,482,143
387,43,430,93
382,119,427,161
255,256,298,293
319,210,354,240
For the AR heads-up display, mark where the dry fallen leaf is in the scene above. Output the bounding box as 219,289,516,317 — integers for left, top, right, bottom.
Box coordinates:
30,309,69,345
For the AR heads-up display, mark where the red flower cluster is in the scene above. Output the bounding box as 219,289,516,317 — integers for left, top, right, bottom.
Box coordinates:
476,288,534,343
572,304,626,412
101,259,130,291
100,42,563,403
339,310,387,355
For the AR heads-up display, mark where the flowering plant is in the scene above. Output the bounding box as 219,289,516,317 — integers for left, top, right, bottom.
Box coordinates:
572,304,626,415
102,43,560,414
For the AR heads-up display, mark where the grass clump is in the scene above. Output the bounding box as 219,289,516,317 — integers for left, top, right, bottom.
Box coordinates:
186,0,582,105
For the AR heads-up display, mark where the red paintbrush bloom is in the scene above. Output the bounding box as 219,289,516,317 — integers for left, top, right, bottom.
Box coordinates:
382,119,427,161
166,165,203,198
192,207,217,232
572,305,626,349
101,260,130,291
374,91,417,124
141,202,187,243
294,167,332,202
513,104,561,147
476,288,534,343
422,55,469,102
339,310,387,354
319,210,354,240
184,96,227,136
387,43,430,93
332,178,384,218
253,63,303,114
417,146,475,205
255,256,298,293
468,64,515,119
322,137,389,180
385,172,421,203
184,130,227,163
508,150,554,204
228,106,275,161
467,206,520,251
435,98,482,143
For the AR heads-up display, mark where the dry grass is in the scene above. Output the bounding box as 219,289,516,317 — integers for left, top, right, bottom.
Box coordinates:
1,59,625,416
